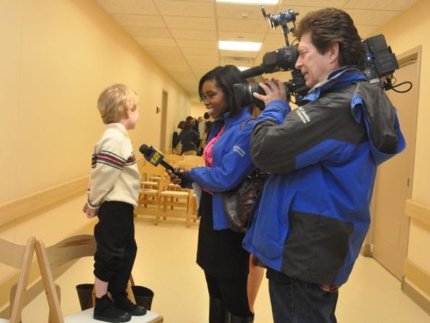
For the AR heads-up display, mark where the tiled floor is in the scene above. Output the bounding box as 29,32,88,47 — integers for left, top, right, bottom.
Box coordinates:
23,217,429,322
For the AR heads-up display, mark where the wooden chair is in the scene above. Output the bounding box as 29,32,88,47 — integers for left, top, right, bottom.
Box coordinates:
34,235,163,322
0,237,35,323
178,156,204,223
140,162,166,185
135,162,166,220
177,155,205,170
163,154,184,167
155,177,192,227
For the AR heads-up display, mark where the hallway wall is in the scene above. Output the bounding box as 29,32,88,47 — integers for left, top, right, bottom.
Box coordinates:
374,0,430,311
0,0,191,301
0,0,190,206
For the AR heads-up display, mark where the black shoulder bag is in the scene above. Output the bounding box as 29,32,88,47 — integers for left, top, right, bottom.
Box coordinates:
221,169,267,233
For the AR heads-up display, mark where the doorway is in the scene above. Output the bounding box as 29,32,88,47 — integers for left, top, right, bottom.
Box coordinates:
370,47,420,279
160,90,168,153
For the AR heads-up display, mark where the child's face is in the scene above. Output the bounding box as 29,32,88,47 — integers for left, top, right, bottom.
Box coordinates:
123,98,139,130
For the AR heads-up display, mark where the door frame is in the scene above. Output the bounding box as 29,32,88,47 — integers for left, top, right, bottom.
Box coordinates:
363,46,421,277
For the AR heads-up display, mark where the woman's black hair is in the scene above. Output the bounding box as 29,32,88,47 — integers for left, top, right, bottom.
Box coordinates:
198,65,245,117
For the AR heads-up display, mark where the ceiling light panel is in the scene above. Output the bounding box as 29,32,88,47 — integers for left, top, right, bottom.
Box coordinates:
218,40,261,51
216,0,279,4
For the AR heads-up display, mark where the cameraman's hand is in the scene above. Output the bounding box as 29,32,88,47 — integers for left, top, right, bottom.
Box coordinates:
253,79,287,106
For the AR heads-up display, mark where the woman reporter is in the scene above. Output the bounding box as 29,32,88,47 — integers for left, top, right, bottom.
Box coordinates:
171,65,258,323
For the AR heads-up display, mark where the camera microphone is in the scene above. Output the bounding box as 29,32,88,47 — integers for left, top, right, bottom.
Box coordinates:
139,144,175,172
240,65,265,79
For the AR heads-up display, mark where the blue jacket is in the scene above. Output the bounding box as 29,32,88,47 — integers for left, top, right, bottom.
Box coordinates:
243,68,405,285
188,108,256,230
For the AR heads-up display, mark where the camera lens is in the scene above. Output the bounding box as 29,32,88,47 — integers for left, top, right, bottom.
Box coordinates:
233,83,266,110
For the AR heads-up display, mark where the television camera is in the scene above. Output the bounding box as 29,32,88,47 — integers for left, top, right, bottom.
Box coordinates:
234,7,411,108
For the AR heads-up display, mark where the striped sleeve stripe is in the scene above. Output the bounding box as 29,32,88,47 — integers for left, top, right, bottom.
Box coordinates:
92,151,127,170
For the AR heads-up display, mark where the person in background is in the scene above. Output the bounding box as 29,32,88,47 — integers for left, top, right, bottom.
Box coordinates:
243,8,405,323
170,65,256,322
172,120,185,155
83,84,147,322
180,116,200,155
193,116,200,132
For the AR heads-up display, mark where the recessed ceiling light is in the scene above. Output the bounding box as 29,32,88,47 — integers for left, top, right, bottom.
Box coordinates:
216,0,279,4
218,40,261,52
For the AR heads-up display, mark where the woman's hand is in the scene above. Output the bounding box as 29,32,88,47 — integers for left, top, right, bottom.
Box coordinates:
167,168,184,185
253,79,287,106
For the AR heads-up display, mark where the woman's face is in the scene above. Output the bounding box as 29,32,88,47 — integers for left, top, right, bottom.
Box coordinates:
201,79,227,119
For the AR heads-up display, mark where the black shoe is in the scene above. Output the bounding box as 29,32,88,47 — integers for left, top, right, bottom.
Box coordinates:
113,293,147,316
94,295,131,323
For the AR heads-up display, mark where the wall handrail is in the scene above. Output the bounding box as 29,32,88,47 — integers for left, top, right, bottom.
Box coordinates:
0,176,88,230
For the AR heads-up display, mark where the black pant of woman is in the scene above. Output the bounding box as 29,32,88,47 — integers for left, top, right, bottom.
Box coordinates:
197,191,254,323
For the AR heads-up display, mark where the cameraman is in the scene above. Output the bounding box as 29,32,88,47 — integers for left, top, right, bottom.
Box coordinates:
243,8,405,323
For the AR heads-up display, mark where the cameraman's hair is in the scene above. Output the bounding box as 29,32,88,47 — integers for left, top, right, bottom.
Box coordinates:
295,8,365,68
97,84,138,124
198,65,245,117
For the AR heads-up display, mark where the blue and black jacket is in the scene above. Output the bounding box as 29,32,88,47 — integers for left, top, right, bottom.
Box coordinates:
243,67,405,286
188,107,256,230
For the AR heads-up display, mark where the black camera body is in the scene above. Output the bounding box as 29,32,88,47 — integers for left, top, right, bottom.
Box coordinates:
234,7,402,109
234,8,307,107
363,34,399,89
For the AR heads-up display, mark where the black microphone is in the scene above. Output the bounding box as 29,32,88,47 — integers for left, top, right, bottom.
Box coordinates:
139,144,175,172
139,144,194,187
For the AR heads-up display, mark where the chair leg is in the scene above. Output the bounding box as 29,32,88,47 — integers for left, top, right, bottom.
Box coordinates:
154,198,161,225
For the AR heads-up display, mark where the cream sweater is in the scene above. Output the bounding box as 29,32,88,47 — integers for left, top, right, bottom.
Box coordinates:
87,123,141,209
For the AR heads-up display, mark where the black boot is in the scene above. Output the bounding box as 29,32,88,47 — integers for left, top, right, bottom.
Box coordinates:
209,297,227,323
93,294,131,323
226,312,254,323
112,292,147,316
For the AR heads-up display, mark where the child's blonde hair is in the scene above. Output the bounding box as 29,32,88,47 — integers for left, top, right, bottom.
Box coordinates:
97,84,138,124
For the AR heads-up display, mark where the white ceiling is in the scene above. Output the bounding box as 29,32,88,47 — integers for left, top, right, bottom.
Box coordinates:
96,0,419,99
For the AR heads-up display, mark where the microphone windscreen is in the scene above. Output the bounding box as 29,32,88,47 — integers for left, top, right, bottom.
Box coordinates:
139,144,149,155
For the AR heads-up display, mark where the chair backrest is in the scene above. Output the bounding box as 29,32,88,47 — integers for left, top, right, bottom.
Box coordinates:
177,155,204,170
34,235,96,323
0,237,35,323
140,161,167,177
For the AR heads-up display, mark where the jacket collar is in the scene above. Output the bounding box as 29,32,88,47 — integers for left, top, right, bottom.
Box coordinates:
304,67,367,103
223,107,252,129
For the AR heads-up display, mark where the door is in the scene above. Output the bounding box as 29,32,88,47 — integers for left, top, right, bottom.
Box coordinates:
371,47,420,279
159,90,168,153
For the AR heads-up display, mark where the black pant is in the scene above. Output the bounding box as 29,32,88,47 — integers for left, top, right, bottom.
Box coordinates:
94,201,137,294
205,272,251,317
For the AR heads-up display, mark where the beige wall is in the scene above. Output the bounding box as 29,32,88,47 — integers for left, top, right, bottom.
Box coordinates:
375,0,430,307
0,0,190,206
0,0,192,307
376,0,430,206
190,100,207,118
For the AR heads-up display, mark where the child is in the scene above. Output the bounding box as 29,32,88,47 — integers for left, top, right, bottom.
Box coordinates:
82,84,145,322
